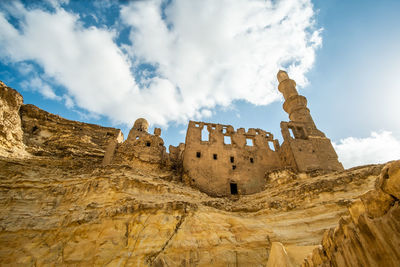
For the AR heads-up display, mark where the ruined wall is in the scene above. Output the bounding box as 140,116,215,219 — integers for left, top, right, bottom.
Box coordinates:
109,118,167,168
280,121,343,172
182,121,281,196
0,81,25,156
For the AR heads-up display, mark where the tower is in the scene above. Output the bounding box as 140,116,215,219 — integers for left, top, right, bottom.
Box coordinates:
277,70,344,172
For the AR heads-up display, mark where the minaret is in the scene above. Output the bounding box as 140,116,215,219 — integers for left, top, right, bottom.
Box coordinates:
276,70,343,172
277,70,316,128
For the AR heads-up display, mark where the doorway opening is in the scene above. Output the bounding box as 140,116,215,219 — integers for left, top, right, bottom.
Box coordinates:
230,183,238,195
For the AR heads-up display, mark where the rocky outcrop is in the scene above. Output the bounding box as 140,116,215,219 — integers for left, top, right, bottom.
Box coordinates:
302,161,400,267
0,153,389,266
0,81,25,156
20,104,121,163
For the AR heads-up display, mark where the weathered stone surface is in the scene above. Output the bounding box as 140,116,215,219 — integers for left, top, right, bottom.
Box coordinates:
0,81,25,156
377,160,400,199
20,104,121,163
0,153,387,266
302,161,400,267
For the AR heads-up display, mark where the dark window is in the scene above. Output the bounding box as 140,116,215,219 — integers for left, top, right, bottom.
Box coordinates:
232,165,236,170
196,152,201,158
213,154,217,160
230,156,234,163
146,142,151,147
230,183,238,195
250,158,254,163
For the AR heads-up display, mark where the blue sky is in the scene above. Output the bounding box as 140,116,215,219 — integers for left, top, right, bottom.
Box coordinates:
0,0,399,168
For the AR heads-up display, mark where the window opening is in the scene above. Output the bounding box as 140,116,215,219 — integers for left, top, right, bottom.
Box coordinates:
232,165,236,170
224,136,231,145
136,136,139,140
250,158,254,163
230,183,238,195
222,128,227,134
246,138,253,146
230,156,234,163
288,127,295,139
195,123,200,127
213,154,218,160
201,127,209,141
196,152,201,158
146,142,151,147
267,141,275,151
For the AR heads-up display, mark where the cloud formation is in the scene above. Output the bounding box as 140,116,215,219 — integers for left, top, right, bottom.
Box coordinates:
334,131,400,169
0,0,321,127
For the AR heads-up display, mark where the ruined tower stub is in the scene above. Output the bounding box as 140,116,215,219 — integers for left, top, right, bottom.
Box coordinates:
103,118,167,166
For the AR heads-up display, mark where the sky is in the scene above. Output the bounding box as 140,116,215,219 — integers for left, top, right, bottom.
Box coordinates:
0,0,399,168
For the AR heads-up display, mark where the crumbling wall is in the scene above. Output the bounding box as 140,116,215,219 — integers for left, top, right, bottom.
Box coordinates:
182,121,282,196
109,119,167,167
0,81,25,156
280,121,343,172
168,143,185,172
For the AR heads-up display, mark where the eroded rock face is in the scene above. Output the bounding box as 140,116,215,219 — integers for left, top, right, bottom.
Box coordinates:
0,81,25,156
20,104,121,163
302,160,400,267
0,154,388,266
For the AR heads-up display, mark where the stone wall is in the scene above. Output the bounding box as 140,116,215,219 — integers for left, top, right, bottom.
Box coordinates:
182,121,281,196
108,118,167,168
280,121,343,172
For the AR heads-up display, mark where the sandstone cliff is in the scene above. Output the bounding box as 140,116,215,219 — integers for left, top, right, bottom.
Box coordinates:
0,81,25,156
0,81,399,266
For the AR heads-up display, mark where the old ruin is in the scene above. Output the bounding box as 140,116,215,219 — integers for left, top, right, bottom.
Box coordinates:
1,72,399,267
104,70,343,197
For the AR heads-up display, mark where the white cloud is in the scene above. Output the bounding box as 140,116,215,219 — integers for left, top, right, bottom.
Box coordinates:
0,0,321,128
334,131,400,169
20,76,61,100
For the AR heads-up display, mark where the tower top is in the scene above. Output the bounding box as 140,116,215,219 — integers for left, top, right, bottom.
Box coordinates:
133,118,149,132
277,70,289,83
